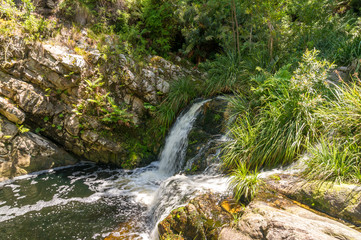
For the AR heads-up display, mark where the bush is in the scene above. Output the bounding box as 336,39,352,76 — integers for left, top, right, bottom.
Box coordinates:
156,76,200,128
200,51,246,96
222,50,333,171
316,80,361,145
228,163,261,203
304,139,361,184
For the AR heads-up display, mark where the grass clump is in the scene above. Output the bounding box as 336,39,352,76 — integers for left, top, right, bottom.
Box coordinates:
303,79,361,185
223,49,332,171
223,50,337,202
316,80,361,143
156,76,200,130
304,139,361,184
200,51,247,96
228,163,261,203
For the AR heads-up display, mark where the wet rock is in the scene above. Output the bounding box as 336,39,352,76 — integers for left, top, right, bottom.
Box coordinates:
266,174,361,226
220,194,361,240
158,193,233,240
12,132,77,173
183,98,228,174
0,116,77,181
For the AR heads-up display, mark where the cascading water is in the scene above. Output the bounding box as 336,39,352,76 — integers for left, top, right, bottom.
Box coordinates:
0,100,229,240
158,100,210,175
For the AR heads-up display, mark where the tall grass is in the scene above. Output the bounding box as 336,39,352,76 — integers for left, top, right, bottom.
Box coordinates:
316,81,361,144
228,163,261,203
302,80,361,185
304,139,361,184
223,50,332,171
156,76,199,128
200,51,247,96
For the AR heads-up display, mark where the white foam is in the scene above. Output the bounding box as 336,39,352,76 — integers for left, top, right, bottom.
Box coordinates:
0,192,102,222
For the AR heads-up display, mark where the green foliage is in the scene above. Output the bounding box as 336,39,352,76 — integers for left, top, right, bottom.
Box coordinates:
73,71,134,127
101,97,133,125
200,51,246,96
140,0,180,55
304,139,361,184
316,80,361,144
179,0,232,62
17,124,30,133
157,76,199,129
223,50,333,171
301,79,361,185
0,0,56,41
0,0,17,19
228,163,261,203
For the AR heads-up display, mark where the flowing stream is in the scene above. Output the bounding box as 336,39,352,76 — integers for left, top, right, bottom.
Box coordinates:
0,100,229,240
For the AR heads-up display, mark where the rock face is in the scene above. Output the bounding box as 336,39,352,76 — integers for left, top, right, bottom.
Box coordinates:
0,19,196,178
158,193,234,240
160,191,361,240
183,97,228,174
220,194,361,240
266,174,361,226
0,116,77,181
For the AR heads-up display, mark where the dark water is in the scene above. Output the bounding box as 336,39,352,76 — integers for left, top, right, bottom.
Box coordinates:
0,163,147,240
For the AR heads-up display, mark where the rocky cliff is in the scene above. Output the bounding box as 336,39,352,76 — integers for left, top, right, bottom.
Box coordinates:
0,0,198,180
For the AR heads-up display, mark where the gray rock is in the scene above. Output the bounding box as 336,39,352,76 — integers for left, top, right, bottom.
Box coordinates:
81,130,99,143
64,114,80,136
0,115,77,181
42,44,88,74
221,196,361,240
266,174,361,226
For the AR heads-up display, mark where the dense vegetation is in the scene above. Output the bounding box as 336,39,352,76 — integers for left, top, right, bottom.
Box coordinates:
1,0,361,201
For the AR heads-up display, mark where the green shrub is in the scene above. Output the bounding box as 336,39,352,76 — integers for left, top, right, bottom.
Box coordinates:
228,163,261,203
316,80,361,144
304,139,361,184
200,51,246,96
222,50,333,171
156,76,199,128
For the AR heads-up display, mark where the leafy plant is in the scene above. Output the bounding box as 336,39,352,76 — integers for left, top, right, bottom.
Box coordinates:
200,51,246,96
228,163,261,203
304,139,361,184
17,124,30,133
316,80,361,145
156,76,199,128
222,50,333,171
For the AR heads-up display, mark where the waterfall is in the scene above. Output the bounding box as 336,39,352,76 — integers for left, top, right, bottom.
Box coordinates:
0,99,229,240
158,100,210,175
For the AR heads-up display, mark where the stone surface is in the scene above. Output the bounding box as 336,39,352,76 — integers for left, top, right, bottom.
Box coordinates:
0,116,77,181
158,193,234,240
266,174,361,226
0,18,197,177
183,97,228,174
220,194,361,240
0,96,25,124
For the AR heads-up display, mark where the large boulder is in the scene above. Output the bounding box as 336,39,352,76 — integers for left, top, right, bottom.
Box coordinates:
0,116,77,181
266,174,361,226
158,193,235,240
220,193,361,240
